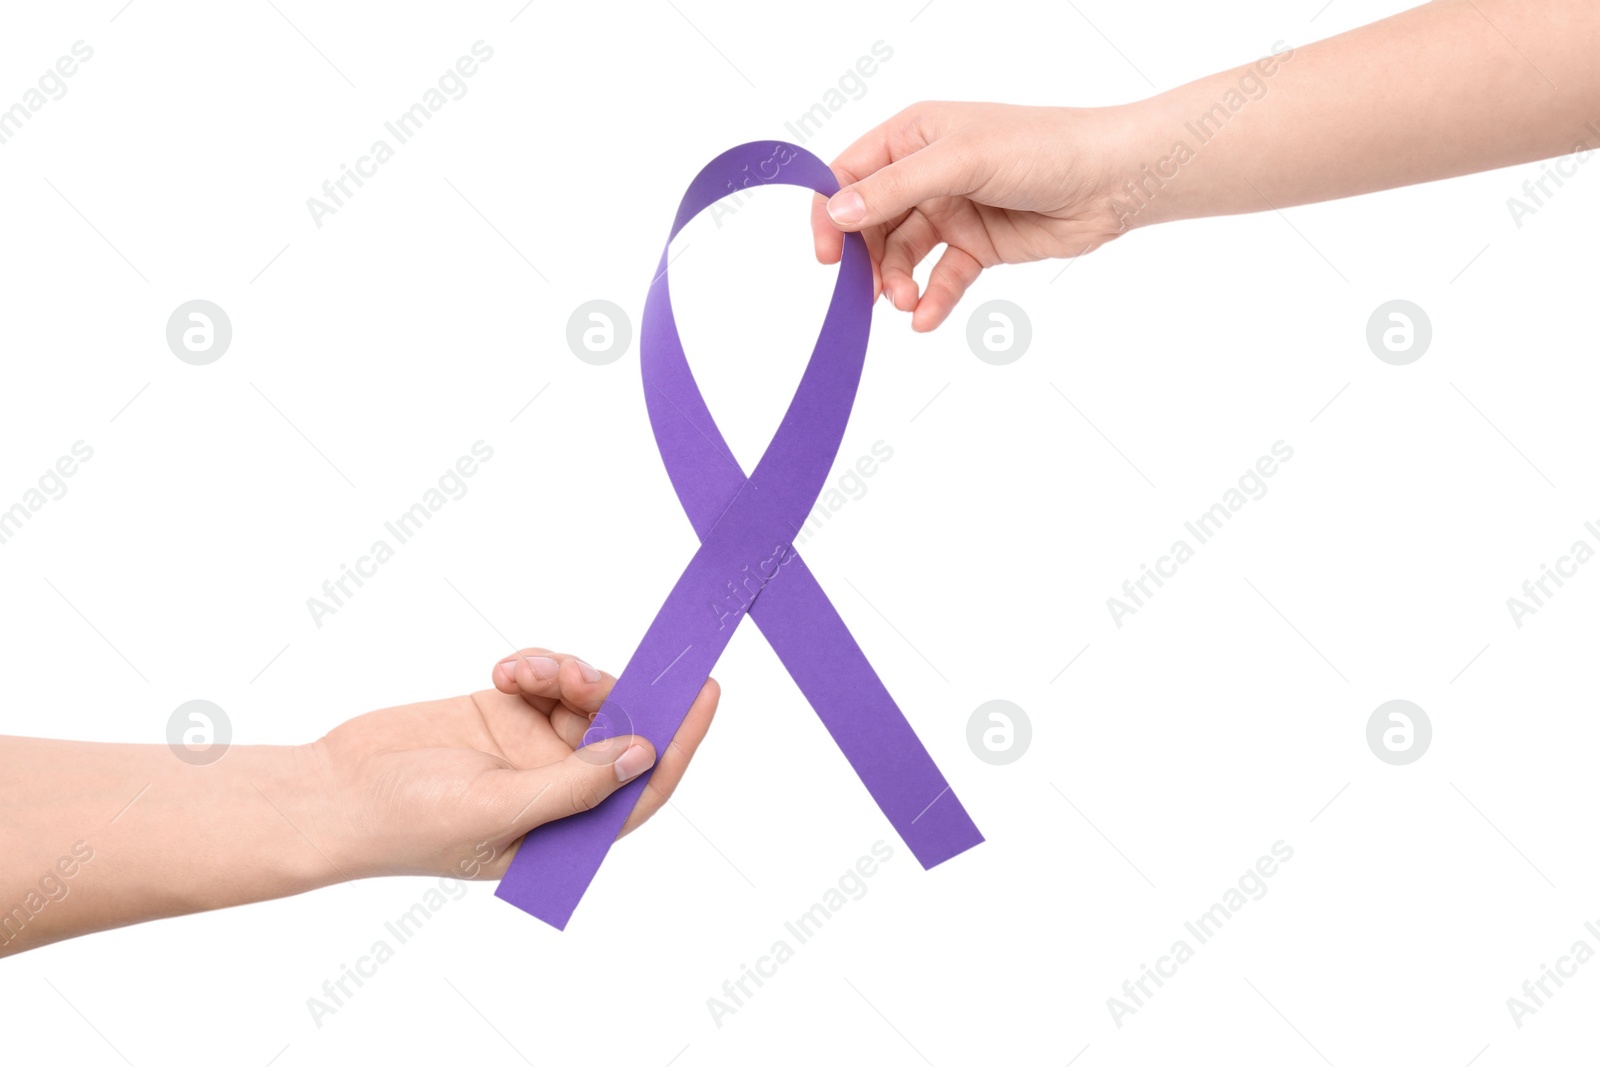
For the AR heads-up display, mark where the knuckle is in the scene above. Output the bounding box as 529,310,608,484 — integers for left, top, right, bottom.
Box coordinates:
863,175,908,216
568,778,607,813
898,100,936,125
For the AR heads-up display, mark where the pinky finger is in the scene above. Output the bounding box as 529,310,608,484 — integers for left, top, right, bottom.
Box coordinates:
912,245,984,332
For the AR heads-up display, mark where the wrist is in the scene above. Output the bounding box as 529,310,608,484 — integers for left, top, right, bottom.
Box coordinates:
263,739,369,886
157,743,357,912
1099,41,1305,232
1087,97,1191,233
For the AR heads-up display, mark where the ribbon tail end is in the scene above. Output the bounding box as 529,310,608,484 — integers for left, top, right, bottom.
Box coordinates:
494,879,577,931
902,807,986,871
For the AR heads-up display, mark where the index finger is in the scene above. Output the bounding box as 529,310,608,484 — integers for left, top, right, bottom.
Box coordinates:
809,104,939,265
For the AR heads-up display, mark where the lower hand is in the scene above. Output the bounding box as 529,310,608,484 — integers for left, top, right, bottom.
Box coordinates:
309,648,720,880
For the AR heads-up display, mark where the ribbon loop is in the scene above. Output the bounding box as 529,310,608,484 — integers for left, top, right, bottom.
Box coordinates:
497,142,982,930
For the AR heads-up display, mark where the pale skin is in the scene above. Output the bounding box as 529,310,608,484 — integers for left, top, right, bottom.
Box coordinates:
0,650,717,956
811,0,1600,330
7,0,1597,959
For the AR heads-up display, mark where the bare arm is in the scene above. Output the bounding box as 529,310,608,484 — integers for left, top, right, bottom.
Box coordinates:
0,739,338,955
1125,0,1600,226
0,650,717,956
812,0,1600,329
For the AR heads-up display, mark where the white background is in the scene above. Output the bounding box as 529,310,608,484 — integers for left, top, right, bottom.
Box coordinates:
2,1,1597,1064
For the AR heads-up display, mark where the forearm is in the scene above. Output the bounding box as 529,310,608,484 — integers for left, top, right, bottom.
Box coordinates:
0,737,341,956
1116,0,1600,227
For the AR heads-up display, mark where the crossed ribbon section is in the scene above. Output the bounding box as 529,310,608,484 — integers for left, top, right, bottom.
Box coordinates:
496,141,984,929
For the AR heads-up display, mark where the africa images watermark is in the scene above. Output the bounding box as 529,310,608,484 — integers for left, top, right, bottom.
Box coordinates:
708,441,896,627
708,141,805,229
1503,518,1600,629
779,40,894,148
306,841,497,1028
0,840,95,953
0,40,94,147
0,441,95,548
1504,917,1600,1030
1106,440,1294,628
305,441,494,628
1107,840,1294,1028
710,41,893,230
305,41,494,229
1109,40,1295,230
710,541,797,631
1505,118,1600,229
706,840,895,1028
792,439,894,548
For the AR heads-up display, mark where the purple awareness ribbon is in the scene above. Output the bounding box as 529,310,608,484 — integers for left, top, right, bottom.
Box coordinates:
496,141,983,929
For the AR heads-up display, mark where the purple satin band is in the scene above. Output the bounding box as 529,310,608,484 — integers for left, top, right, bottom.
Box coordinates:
496,141,983,929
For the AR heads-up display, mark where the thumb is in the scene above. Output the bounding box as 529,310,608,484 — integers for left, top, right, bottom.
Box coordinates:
825,141,975,230
497,735,657,834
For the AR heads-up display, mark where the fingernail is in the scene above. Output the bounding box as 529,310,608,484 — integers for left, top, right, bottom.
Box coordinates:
575,660,601,683
524,656,560,680
827,188,866,225
614,743,655,782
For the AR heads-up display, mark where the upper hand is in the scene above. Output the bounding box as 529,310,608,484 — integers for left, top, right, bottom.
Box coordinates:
810,102,1131,331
